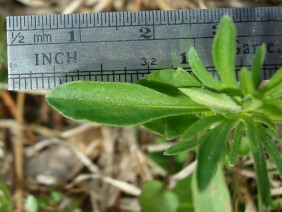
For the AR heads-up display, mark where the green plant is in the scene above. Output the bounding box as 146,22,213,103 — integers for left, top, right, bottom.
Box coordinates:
0,18,7,82
25,191,81,212
0,180,12,212
46,16,282,206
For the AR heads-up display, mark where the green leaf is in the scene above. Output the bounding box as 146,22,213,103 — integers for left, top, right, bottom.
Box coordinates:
192,166,232,212
172,176,194,212
228,121,244,165
0,180,12,212
25,195,38,212
266,128,282,143
253,113,277,131
252,44,266,87
164,139,199,155
143,114,198,140
261,68,282,96
50,191,61,202
139,180,179,212
197,121,234,191
239,137,251,157
239,68,255,96
243,118,272,206
138,68,201,88
259,102,282,123
262,133,282,177
181,115,224,142
188,48,222,90
46,81,207,126
212,15,237,87
179,88,241,114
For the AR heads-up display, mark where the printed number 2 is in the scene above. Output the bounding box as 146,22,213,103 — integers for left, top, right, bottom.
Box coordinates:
140,27,152,39
69,30,76,41
141,58,157,66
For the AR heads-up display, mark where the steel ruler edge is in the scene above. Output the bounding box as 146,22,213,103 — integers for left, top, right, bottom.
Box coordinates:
6,7,282,90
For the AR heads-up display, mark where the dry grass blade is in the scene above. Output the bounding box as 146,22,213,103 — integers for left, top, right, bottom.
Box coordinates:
68,174,141,196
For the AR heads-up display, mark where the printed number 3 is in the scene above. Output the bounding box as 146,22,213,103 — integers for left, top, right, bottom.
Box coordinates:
141,58,157,66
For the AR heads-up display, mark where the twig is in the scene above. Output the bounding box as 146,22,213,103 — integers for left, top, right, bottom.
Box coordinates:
146,142,174,152
14,92,25,212
63,0,83,14
64,143,100,173
60,122,100,139
68,174,141,196
168,161,197,189
271,187,282,196
1,91,18,118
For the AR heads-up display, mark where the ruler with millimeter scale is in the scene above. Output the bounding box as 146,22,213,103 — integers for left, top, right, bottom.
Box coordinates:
6,7,282,90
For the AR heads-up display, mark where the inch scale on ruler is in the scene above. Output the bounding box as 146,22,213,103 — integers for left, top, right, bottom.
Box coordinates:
6,7,282,90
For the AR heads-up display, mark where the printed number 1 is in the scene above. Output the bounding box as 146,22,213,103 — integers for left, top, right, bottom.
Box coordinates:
69,30,76,42
180,52,188,64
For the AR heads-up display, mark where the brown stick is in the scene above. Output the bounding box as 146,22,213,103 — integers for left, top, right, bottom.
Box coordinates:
14,92,25,212
1,91,18,118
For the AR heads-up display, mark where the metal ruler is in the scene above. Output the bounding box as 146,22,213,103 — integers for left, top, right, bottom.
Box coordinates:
6,7,282,90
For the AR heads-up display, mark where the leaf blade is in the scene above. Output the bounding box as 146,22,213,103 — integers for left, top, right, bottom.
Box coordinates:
228,121,244,165
261,68,282,96
143,114,198,140
181,115,225,142
46,81,207,126
239,67,255,96
262,132,282,177
138,68,201,88
252,44,266,87
188,48,222,90
192,166,232,212
197,121,234,191
243,118,272,206
179,88,242,114
212,15,237,87
164,139,199,155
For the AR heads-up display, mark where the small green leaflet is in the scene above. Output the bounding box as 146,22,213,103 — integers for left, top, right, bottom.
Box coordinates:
188,48,222,90
243,118,272,206
212,15,237,88
197,121,234,191
252,44,266,87
179,88,241,114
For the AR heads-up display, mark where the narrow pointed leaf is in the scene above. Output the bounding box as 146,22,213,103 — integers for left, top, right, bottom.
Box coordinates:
252,44,266,87
197,121,234,191
212,15,237,87
243,118,272,206
229,121,244,165
188,48,222,90
262,133,282,177
266,129,282,143
164,139,199,155
0,180,12,212
46,81,207,126
179,88,241,113
181,115,224,142
143,114,198,140
260,102,282,123
240,68,255,96
253,113,277,131
138,68,201,88
261,68,282,96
